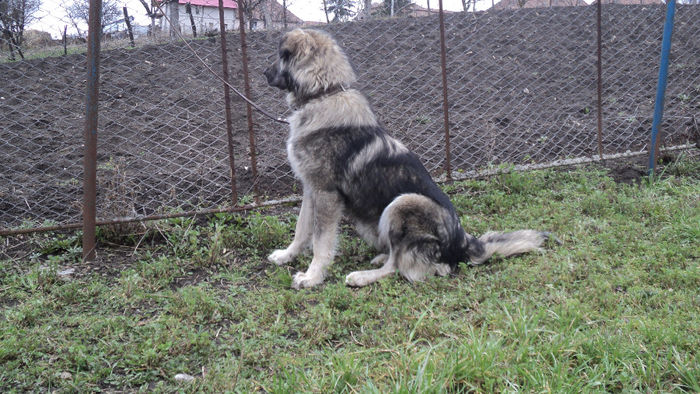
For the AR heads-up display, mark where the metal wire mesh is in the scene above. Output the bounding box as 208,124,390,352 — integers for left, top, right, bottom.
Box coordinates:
602,4,698,155
1,3,698,235
446,7,601,169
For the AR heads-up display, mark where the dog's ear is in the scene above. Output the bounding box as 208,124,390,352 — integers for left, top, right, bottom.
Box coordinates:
282,29,316,60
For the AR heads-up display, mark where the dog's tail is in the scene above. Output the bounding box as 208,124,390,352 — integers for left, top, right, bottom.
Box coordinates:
465,230,556,265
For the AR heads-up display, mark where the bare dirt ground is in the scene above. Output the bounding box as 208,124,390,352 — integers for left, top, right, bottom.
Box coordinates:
0,4,698,230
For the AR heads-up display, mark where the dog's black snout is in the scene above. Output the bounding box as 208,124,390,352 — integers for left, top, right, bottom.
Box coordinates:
263,60,289,91
264,63,279,86
263,67,273,83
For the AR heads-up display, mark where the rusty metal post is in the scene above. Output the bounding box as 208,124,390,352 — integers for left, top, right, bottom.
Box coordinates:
237,4,260,203
217,0,238,205
82,0,103,262
595,0,604,160
438,0,453,181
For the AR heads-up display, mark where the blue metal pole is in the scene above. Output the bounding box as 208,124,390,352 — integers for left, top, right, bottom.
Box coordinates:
648,0,677,175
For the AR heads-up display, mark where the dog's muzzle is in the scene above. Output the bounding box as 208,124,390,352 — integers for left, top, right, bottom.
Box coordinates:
264,62,288,90
263,64,276,85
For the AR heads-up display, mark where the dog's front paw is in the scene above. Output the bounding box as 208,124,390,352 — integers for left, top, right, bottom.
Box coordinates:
291,271,324,289
268,249,295,266
345,271,370,288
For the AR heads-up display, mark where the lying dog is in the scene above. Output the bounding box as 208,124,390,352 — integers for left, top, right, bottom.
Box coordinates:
264,28,550,289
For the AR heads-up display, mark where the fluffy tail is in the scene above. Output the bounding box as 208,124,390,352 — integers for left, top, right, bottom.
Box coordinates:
467,230,555,265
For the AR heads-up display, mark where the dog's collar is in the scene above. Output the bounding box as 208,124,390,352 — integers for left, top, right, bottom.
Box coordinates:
294,85,347,108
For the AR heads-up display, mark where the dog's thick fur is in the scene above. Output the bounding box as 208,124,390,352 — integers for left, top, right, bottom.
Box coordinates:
264,29,549,289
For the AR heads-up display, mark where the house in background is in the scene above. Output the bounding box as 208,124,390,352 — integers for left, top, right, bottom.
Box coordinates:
493,0,662,10
493,0,586,9
357,2,455,20
159,0,304,36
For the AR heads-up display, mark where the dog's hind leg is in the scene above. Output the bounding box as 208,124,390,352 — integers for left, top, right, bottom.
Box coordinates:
292,191,343,289
376,194,446,283
268,190,314,266
345,254,396,287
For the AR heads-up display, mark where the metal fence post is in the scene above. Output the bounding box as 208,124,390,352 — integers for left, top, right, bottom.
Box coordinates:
217,0,238,205
82,0,103,262
595,0,604,160
438,0,452,182
649,0,677,175
237,4,260,204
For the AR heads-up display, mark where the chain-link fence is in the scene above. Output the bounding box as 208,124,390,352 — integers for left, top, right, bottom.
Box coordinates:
1,3,698,240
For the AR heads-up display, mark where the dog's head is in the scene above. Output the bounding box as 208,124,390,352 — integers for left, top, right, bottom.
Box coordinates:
264,29,356,101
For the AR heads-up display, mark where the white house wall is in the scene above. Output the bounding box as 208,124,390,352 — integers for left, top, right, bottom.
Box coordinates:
162,5,239,35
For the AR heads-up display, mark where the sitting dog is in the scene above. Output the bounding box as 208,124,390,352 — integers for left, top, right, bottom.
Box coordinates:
264,28,550,289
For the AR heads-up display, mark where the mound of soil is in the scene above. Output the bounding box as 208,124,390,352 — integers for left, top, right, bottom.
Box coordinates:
0,4,697,230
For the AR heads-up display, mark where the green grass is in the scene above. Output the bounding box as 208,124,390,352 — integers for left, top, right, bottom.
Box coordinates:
1,163,699,392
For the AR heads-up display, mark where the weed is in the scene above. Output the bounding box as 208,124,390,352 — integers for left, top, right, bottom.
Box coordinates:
222,211,292,255
97,157,145,242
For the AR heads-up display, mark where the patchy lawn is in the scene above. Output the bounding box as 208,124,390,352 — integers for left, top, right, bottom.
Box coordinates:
1,159,699,392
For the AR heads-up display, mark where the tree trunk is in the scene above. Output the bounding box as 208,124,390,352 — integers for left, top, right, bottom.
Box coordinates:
13,34,24,60
169,0,180,37
6,33,16,61
263,0,272,29
63,25,67,56
322,0,330,24
185,3,197,37
282,0,287,29
123,6,136,46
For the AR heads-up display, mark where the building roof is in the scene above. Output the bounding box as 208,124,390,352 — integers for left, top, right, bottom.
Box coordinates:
268,0,305,24
179,0,237,8
359,2,455,19
174,0,306,24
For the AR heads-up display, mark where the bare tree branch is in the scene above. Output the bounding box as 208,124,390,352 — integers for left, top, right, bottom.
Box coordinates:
0,0,41,60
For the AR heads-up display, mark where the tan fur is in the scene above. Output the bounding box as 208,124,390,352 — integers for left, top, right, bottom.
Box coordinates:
282,29,357,105
288,91,378,131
